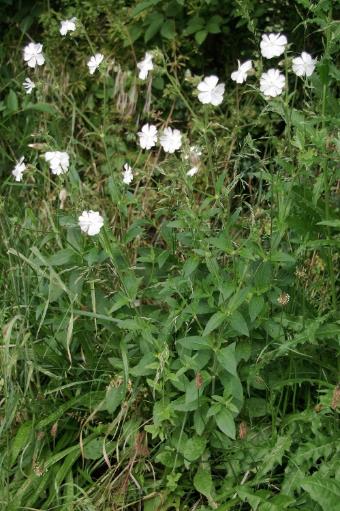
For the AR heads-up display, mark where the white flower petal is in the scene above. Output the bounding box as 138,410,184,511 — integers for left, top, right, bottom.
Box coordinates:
260,33,287,59
78,210,104,236
138,123,158,150
160,127,182,153
44,151,70,175
12,156,26,182
197,76,224,106
137,52,154,80
260,68,285,98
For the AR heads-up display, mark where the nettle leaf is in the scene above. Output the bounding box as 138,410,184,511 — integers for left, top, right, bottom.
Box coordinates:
217,343,237,376
194,466,213,498
144,13,164,42
160,20,176,39
183,436,206,462
203,311,226,336
249,295,264,322
215,408,235,439
230,311,249,337
130,0,162,17
301,474,340,510
176,336,211,350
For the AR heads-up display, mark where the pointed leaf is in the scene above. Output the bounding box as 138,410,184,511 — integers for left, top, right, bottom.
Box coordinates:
215,408,235,439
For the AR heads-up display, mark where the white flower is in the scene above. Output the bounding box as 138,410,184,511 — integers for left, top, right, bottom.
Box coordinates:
12,156,26,182
260,69,285,98
78,210,104,236
137,52,154,80
138,123,158,150
260,33,287,59
160,127,182,153
23,77,35,94
87,53,104,74
60,17,77,36
23,42,45,68
44,151,70,175
187,166,199,177
122,163,133,184
231,60,253,84
197,75,225,106
292,52,316,77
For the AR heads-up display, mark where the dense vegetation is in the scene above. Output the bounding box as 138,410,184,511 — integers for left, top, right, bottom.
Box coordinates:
0,1,339,510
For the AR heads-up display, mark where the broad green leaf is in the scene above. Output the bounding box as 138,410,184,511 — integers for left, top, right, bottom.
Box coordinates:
183,257,199,277
48,248,76,266
230,311,249,337
249,295,264,322
195,30,208,44
83,437,104,460
24,102,57,114
104,385,125,413
161,20,176,39
130,0,162,17
246,397,268,418
194,466,213,498
215,408,235,439
176,336,211,350
217,343,237,376
5,90,18,113
183,436,206,462
203,311,226,336
144,13,164,42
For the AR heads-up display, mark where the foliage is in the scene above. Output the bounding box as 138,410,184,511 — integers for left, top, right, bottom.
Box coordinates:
0,0,339,510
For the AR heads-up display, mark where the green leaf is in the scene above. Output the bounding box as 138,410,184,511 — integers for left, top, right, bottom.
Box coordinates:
246,397,268,417
249,295,264,322
301,475,340,510
48,248,76,266
255,436,292,480
176,336,211,350
144,13,164,42
130,0,162,17
160,20,176,39
11,421,33,466
183,256,199,277
203,311,226,336
5,90,18,113
194,466,213,498
104,385,125,413
195,30,208,45
24,103,57,115
83,437,104,460
317,219,340,228
215,408,235,439
183,436,206,462
217,343,237,376
270,251,296,264
230,311,249,336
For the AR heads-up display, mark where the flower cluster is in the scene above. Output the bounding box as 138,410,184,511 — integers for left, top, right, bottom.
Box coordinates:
15,23,318,239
